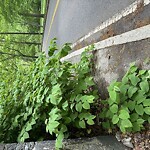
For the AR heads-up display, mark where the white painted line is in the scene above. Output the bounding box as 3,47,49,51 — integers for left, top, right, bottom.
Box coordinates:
71,0,150,49
61,24,150,62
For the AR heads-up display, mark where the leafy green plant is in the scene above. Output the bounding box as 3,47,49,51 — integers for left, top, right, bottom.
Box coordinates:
0,39,98,149
100,63,150,133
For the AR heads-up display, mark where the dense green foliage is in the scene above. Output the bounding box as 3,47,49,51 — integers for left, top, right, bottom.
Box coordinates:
0,0,41,31
0,0,43,64
0,40,99,149
100,63,150,133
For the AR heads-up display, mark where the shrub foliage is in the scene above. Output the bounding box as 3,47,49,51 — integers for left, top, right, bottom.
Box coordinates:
100,63,150,133
0,40,98,149
0,39,149,149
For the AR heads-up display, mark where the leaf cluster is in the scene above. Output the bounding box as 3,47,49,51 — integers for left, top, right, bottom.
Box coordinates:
0,39,98,149
100,63,150,133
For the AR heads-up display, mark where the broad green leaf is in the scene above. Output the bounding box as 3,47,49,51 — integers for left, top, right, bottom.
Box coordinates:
128,86,138,98
58,43,71,58
46,95,51,103
49,107,59,116
55,132,64,149
120,84,129,95
30,118,36,126
112,115,119,124
108,98,114,106
119,110,130,119
122,76,128,84
130,113,139,122
139,70,146,75
109,91,117,102
83,101,90,109
128,74,140,86
23,132,29,140
114,86,120,92
70,103,75,110
70,112,78,120
102,121,110,129
129,64,138,73
121,119,132,128
136,98,146,105
26,124,32,132
144,107,150,115
49,95,58,105
64,117,71,124
85,77,95,86
62,101,68,110
75,102,82,112
78,80,87,91
87,119,95,125
47,121,60,134
106,110,113,118
79,113,86,119
108,80,117,91
143,99,150,106
24,113,28,121
127,100,135,111
129,62,136,68
87,114,96,120
80,95,95,103
75,94,82,102
133,91,145,104
132,122,141,132
110,104,118,113
140,80,149,93
135,105,144,115
120,124,126,133
43,87,49,95
99,111,106,118
20,137,25,143
137,119,145,124
79,120,86,128
52,84,61,94
60,125,67,132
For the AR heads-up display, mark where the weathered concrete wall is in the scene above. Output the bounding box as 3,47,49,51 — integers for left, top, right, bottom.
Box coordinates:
93,38,150,98
0,136,127,150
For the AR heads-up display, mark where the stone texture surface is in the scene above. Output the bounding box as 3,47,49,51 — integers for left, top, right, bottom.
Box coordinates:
0,136,127,150
93,38,150,99
63,136,128,150
33,141,55,150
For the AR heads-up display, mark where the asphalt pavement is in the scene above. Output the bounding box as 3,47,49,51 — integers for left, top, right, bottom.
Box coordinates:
42,0,135,53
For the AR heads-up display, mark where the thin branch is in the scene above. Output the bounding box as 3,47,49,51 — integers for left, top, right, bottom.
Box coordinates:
0,51,38,59
1,56,15,62
0,32,43,35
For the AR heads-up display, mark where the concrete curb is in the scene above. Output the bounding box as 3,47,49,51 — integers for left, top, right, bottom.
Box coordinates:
0,136,128,150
